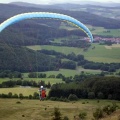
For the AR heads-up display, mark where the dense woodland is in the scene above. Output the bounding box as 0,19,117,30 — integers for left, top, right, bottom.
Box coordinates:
49,76,120,100
0,43,59,72
0,21,86,46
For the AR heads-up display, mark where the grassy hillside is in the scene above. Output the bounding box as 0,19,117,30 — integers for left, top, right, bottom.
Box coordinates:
26,43,120,63
0,99,120,120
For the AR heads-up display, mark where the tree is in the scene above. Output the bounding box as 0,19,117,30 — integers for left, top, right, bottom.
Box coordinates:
61,61,76,69
88,92,95,99
56,73,64,79
46,81,51,88
33,92,39,99
19,93,24,99
8,92,12,98
97,92,104,99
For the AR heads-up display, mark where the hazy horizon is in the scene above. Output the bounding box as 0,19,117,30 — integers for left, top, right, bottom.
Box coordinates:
0,0,120,5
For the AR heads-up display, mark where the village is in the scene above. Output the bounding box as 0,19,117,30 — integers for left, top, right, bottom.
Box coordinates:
84,36,120,44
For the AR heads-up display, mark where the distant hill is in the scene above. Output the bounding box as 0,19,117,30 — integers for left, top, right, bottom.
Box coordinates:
0,4,120,29
10,1,120,8
9,2,120,20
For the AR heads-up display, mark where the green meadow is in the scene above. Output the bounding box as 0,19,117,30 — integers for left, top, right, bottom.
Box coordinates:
0,87,38,96
0,78,10,84
27,43,120,63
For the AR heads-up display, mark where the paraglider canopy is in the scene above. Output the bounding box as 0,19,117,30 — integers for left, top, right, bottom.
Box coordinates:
0,12,93,42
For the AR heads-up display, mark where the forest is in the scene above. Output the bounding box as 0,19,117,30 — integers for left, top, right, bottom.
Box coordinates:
49,76,120,100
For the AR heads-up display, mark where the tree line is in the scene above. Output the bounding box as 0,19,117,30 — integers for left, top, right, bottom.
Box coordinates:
39,49,120,72
0,79,51,88
48,76,120,100
0,70,22,78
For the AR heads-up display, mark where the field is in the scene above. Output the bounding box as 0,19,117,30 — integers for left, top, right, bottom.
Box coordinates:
86,25,120,37
27,43,120,63
28,68,101,78
20,77,64,85
0,99,120,120
0,78,10,84
0,77,63,96
59,23,120,37
0,87,39,96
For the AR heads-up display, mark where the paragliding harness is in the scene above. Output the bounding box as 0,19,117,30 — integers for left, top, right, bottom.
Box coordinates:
38,86,46,101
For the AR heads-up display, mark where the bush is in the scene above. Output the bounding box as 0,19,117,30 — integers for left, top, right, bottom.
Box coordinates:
79,112,87,120
52,107,62,120
16,101,21,104
63,98,69,102
102,103,117,115
19,93,24,99
8,92,12,98
13,94,18,98
28,95,33,99
1,93,8,98
93,108,103,120
33,92,39,99
50,97,58,101
82,102,85,104
68,94,78,101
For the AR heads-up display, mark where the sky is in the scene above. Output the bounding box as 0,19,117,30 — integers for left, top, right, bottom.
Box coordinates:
0,0,120,4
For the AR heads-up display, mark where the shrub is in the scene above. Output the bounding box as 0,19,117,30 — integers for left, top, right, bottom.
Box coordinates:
1,93,8,98
82,102,85,104
79,111,87,120
16,101,21,104
102,103,117,115
50,97,57,101
63,98,69,102
19,93,24,99
8,92,12,98
28,95,33,99
93,108,103,120
63,116,69,120
97,100,100,103
33,92,39,99
13,94,18,98
52,107,62,120
68,94,78,101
